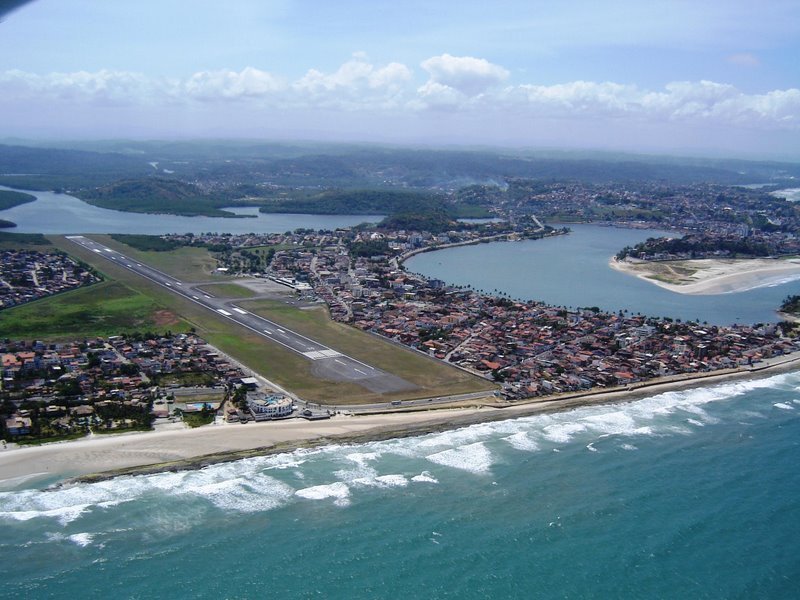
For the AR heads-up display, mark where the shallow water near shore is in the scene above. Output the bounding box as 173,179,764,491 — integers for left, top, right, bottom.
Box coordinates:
2,372,800,598
406,224,800,325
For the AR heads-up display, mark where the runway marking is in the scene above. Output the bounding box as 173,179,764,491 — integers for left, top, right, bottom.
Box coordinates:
233,307,248,315
175,282,182,286
165,282,171,286
303,348,344,360
263,329,273,335
103,248,113,252
203,294,211,299
217,309,232,316
334,359,345,365
137,263,142,267
192,295,199,300
277,328,285,334
92,248,101,253
354,368,368,375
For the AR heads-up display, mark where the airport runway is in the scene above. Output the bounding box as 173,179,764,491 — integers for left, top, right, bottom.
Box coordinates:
67,236,416,394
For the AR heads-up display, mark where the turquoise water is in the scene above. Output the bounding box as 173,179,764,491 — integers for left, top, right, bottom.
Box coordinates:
0,186,382,234
2,373,800,598
406,224,800,325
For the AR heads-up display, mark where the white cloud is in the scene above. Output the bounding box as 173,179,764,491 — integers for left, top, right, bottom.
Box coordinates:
0,68,155,105
0,64,797,137
420,54,509,96
184,67,285,101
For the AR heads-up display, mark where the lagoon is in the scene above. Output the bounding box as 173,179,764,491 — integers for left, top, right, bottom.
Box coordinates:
0,186,382,234
406,224,800,325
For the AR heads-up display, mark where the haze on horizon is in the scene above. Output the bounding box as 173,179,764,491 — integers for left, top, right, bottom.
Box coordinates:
0,0,799,161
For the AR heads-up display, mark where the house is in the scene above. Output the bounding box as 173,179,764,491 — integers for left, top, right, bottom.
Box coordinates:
5,416,32,436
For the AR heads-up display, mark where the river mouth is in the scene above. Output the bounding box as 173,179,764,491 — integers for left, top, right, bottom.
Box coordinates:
405,224,800,325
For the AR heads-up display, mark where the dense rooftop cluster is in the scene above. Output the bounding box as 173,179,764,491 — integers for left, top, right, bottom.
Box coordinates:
177,222,799,402
0,250,99,309
1,333,244,441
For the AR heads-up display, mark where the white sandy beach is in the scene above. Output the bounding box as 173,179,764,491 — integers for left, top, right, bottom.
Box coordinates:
3,352,800,485
610,256,800,295
0,409,482,485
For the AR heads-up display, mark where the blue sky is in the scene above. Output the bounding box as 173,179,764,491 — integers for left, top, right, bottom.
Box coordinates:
1,0,799,158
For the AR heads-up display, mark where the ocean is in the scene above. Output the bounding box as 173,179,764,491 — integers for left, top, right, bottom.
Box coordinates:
2,372,800,598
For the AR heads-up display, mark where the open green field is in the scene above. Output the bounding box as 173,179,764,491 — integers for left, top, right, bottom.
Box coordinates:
54,235,493,404
196,283,257,299
0,280,188,341
91,235,229,282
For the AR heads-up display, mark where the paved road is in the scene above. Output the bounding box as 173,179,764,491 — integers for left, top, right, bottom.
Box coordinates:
67,236,415,394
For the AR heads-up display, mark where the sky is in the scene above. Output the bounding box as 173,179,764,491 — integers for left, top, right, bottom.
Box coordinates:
0,0,799,159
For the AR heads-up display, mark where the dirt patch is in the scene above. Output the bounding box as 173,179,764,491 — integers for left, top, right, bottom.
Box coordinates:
152,309,180,327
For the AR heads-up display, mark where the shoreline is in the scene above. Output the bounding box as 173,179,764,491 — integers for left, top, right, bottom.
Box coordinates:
3,352,799,487
610,256,800,295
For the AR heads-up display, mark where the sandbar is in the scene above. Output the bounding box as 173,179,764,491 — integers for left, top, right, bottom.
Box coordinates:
610,256,800,295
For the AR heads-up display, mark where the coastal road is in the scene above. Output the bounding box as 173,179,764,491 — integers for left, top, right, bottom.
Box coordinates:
67,236,415,394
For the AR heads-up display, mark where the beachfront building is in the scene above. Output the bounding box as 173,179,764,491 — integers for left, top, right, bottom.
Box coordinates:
247,394,294,420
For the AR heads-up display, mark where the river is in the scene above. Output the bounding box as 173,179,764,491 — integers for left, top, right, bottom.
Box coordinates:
0,186,382,234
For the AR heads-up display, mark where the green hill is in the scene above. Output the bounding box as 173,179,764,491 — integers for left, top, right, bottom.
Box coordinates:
77,178,247,218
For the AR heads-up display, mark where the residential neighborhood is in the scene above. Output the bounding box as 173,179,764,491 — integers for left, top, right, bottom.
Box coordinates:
0,249,100,309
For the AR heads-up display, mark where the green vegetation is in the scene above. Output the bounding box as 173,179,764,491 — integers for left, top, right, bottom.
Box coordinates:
258,189,444,215
349,239,391,258
0,189,36,210
379,210,456,234
109,234,185,252
97,235,227,282
0,280,188,340
181,409,216,428
78,178,248,217
196,283,257,299
780,295,800,315
153,372,218,387
94,399,155,432
0,232,51,249
242,299,496,402
616,235,773,260
0,144,153,190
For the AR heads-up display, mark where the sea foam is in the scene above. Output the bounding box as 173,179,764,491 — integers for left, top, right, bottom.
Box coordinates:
426,442,493,474
295,482,351,506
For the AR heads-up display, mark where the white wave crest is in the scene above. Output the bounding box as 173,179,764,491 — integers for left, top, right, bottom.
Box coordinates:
184,474,294,513
295,482,351,506
542,422,587,443
352,474,409,488
503,432,539,452
411,471,438,484
426,442,493,474
68,532,93,547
